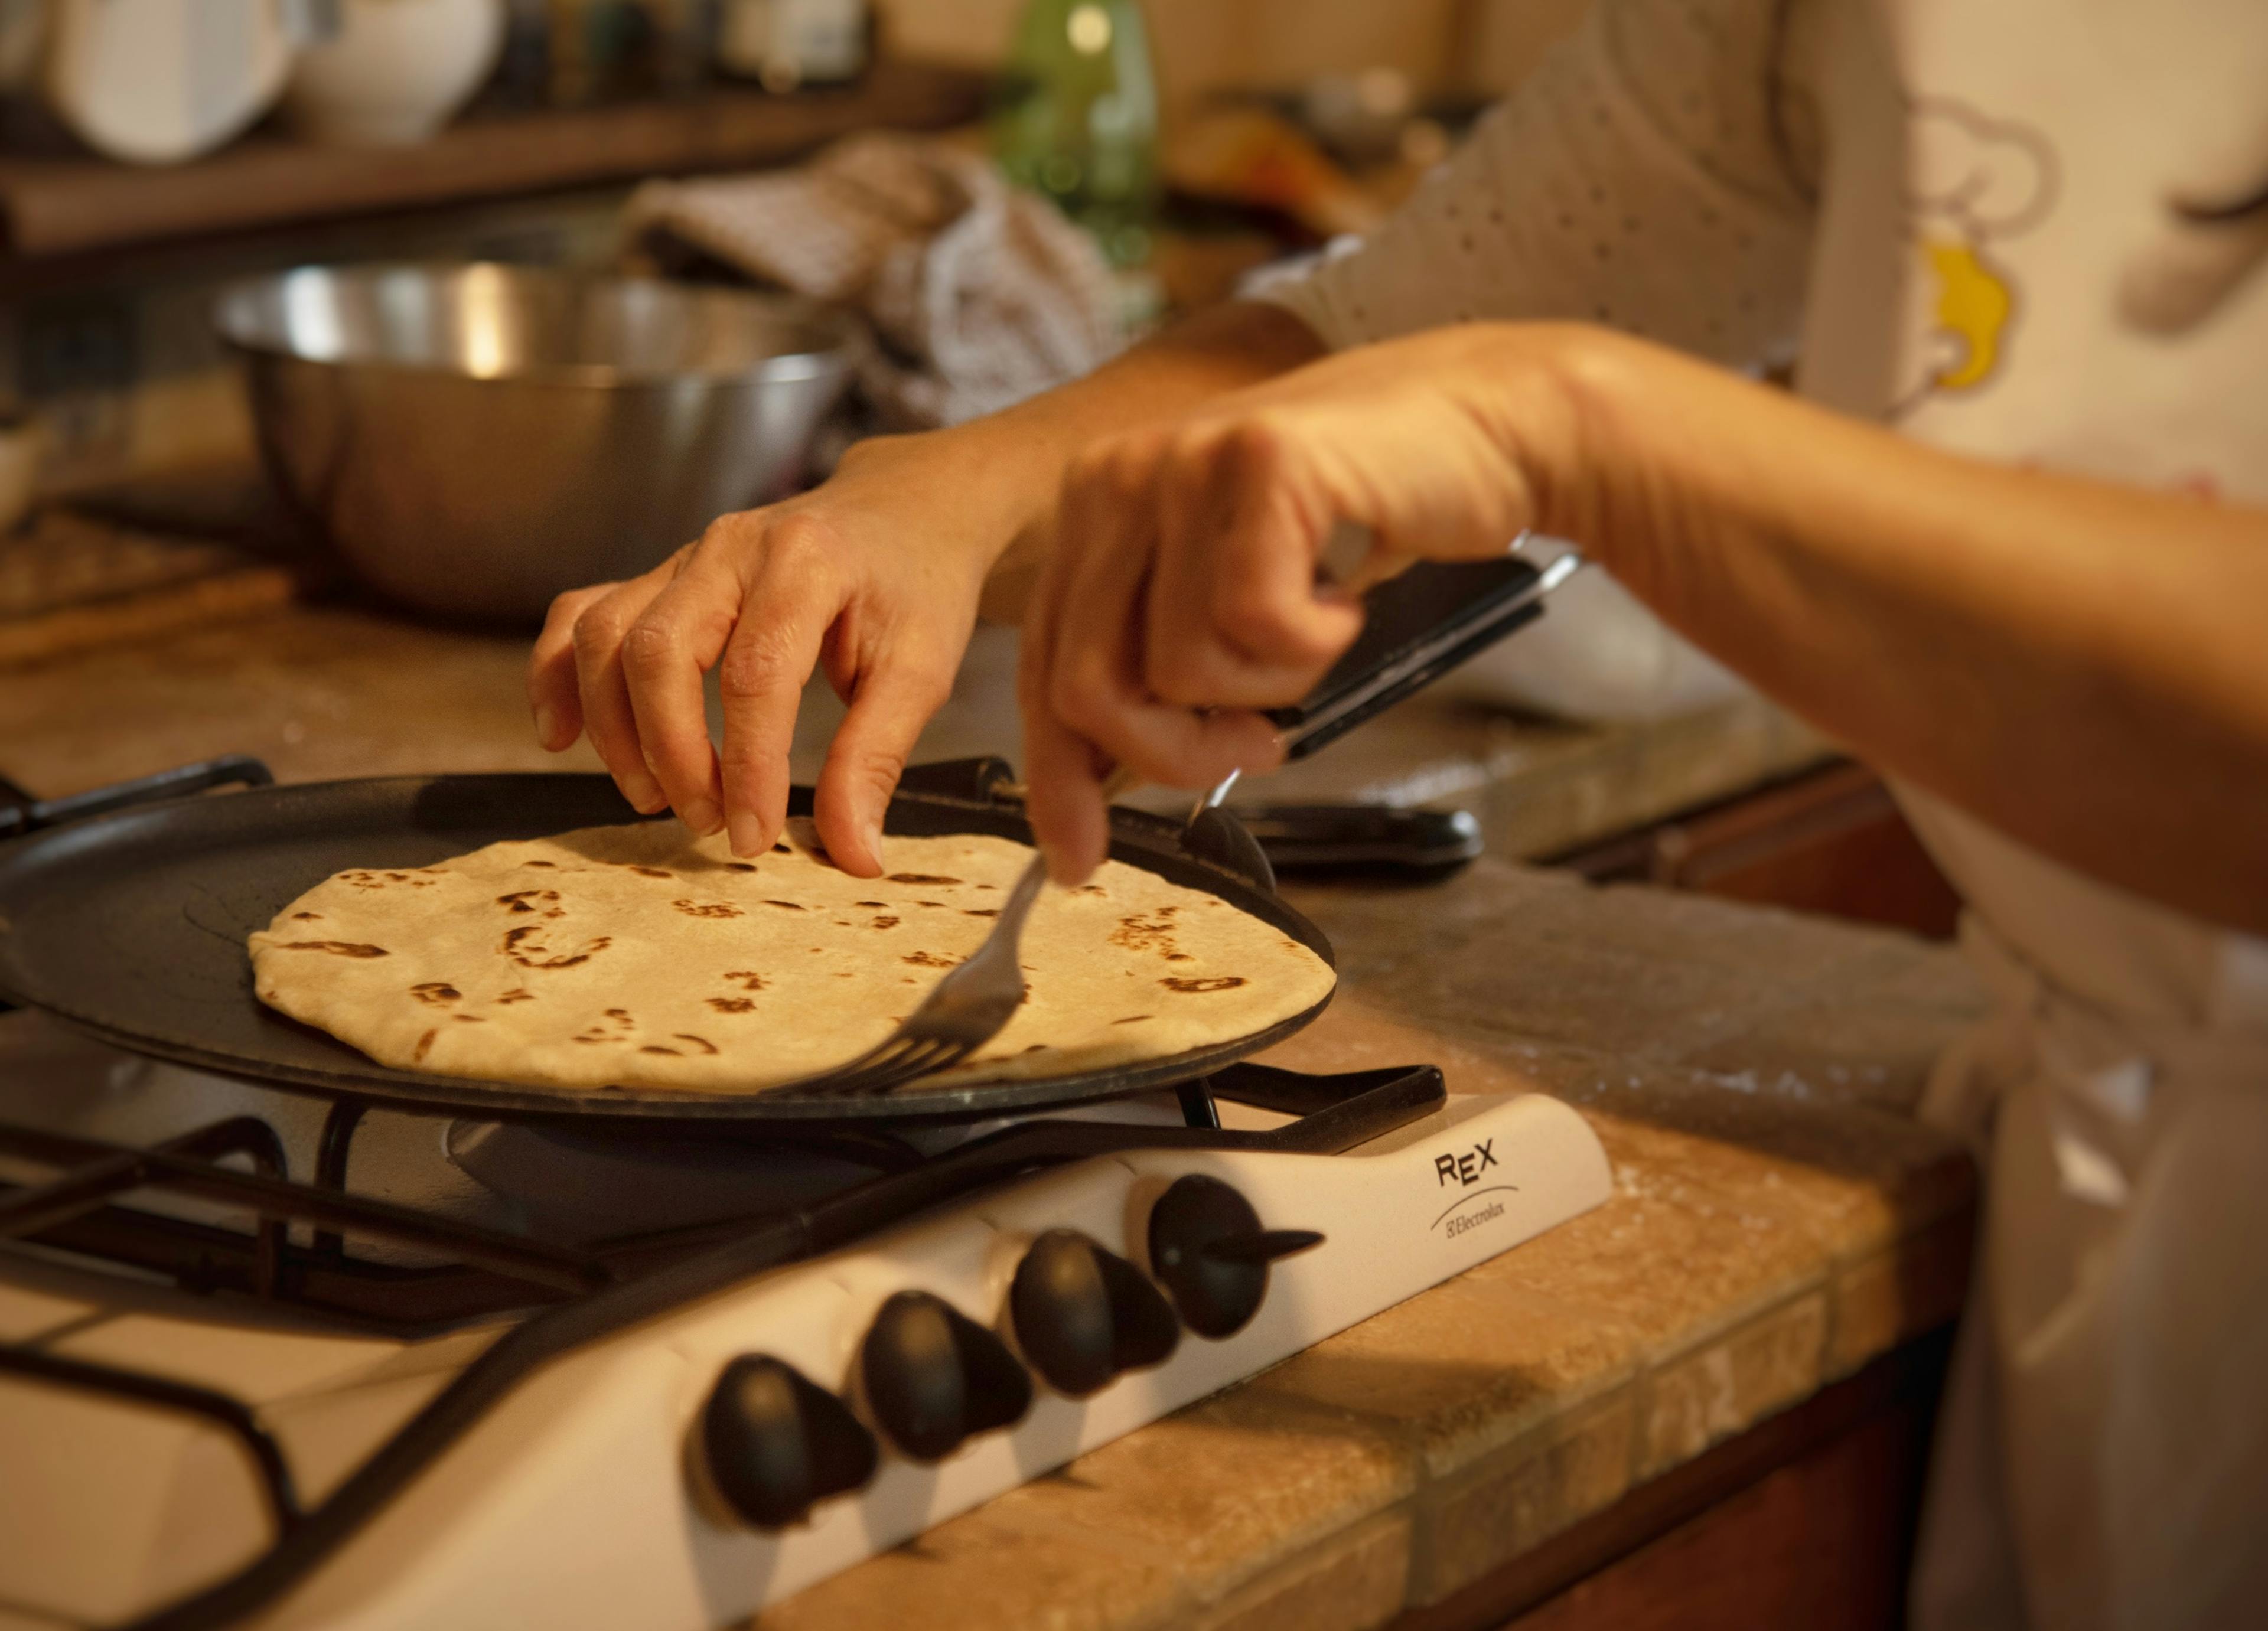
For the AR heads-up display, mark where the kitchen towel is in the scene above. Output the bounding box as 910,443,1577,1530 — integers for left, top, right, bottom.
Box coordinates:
622,132,1119,429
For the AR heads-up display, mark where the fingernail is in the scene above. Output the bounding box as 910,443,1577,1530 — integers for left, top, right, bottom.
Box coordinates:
727,811,767,857
624,771,667,814
533,703,558,748
680,798,722,836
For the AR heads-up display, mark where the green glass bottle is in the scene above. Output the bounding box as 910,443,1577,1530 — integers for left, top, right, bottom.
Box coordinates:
991,0,1160,268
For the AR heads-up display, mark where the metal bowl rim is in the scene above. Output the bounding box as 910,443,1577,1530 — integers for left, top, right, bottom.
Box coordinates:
211,262,861,392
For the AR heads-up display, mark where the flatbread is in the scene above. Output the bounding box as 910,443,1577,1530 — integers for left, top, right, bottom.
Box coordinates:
248,821,1333,1094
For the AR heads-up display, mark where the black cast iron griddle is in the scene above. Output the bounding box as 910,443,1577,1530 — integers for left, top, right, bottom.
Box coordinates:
0,760,1332,1125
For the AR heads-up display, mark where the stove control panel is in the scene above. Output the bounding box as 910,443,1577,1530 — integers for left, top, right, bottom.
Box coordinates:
696,1178,1319,1521
1011,1228,1179,1397
268,1092,1613,1631
1145,1174,1324,1339
699,1355,878,1529
859,1289,1033,1462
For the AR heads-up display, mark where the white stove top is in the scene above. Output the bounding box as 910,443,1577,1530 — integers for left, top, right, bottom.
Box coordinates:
0,1012,1611,1631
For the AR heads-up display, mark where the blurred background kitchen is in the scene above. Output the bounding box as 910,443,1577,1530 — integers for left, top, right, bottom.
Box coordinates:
0,0,1957,935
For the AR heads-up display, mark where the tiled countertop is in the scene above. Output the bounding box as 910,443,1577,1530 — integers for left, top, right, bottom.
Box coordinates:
753,867,1984,1630
2,603,1979,1627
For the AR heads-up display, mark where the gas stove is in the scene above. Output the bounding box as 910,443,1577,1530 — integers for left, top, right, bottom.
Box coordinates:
0,1007,1610,1630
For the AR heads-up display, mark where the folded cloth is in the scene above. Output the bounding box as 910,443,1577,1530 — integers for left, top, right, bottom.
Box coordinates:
623,133,1120,429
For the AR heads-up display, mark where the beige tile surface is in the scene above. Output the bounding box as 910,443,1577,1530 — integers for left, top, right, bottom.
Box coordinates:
983,1384,1413,1609
1637,1290,1830,1479
1416,1389,1636,1601
748,1502,1187,1631
1190,1510,1412,1631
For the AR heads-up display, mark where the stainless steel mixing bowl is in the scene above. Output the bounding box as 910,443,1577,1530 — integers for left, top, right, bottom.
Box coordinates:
216,263,856,622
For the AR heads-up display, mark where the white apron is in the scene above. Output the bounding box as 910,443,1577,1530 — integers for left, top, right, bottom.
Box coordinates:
1909,917,2268,1630
1793,2,2268,1625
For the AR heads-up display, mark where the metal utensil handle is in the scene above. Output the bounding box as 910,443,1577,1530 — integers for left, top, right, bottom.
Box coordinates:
0,755,275,840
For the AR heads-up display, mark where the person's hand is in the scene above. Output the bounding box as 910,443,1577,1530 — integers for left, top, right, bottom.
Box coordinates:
1019,324,1596,882
527,432,1008,878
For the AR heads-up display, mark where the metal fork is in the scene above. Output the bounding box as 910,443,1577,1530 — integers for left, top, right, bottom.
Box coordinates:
812,765,1218,1098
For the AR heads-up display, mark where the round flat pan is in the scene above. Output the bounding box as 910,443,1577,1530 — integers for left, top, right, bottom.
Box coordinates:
0,773,1332,1124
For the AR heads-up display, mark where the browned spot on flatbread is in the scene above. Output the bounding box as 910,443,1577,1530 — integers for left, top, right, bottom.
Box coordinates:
270,941,390,958
495,987,535,1005
870,915,900,929
500,925,611,970
888,873,961,886
761,900,805,912
673,1034,718,1055
638,1045,681,1056
854,900,889,908
915,901,947,909
706,997,755,1013
725,862,758,873
291,911,322,922
1161,976,1247,993
773,843,792,854
964,908,999,918
572,1009,636,1045
413,1029,438,1062
1023,1043,1047,1053
1112,1015,1153,1025
974,883,999,892
497,889,562,915
1165,953,1192,962
409,983,461,1006
339,869,436,891
722,971,767,991
626,865,674,879
523,859,556,868
1074,884,1106,897
1110,912,1181,959
673,899,742,919
453,1014,485,1024
902,951,958,969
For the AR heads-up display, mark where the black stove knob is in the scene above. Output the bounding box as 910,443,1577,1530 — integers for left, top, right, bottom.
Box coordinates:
1011,1229,1180,1397
1146,1174,1324,1339
861,1289,1033,1462
700,1355,878,1529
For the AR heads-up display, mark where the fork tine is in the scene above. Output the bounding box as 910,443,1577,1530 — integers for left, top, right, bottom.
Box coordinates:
816,1040,923,1096
818,1038,943,1096
809,1035,910,1088
826,1036,977,1098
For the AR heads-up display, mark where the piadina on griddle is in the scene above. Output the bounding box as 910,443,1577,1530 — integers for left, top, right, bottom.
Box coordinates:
248,819,1334,1092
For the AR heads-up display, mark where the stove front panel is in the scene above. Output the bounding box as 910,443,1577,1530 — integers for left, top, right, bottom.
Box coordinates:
240,1094,1609,1630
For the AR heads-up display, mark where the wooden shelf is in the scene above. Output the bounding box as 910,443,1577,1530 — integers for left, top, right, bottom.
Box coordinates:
0,59,988,261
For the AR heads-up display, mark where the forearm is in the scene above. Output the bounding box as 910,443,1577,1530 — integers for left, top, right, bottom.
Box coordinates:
1544,330,2268,931
840,301,1324,622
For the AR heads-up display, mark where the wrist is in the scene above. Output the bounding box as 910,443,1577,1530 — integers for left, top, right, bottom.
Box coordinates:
830,419,1060,570
1488,324,1704,591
